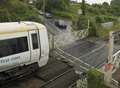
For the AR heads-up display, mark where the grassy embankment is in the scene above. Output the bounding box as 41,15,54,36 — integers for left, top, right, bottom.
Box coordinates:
0,0,41,22
51,3,81,20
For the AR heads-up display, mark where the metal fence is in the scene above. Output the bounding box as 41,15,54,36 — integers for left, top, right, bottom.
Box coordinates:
105,79,119,88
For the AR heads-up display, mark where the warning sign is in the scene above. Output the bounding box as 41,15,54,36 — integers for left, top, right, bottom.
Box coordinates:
104,63,113,72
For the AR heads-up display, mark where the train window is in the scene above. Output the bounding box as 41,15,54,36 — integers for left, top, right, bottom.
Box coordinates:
0,37,28,58
31,33,39,49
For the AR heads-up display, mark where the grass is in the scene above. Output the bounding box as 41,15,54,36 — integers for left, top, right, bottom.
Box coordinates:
0,0,41,22
51,3,81,20
52,9,78,20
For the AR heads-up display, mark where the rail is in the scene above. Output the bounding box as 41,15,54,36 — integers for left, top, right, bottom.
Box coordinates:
54,48,93,71
40,68,74,88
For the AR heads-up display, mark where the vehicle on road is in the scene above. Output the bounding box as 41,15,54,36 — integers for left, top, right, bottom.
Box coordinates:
39,11,52,18
39,10,44,15
55,20,67,29
45,12,52,18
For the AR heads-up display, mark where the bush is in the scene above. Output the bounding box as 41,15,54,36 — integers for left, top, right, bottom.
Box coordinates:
52,9,77,19
73,15,88,30
88,68,104,88
95,16,105,23
88,20,98,37
95,15,117,23
0,9,11,22
104,16,117,22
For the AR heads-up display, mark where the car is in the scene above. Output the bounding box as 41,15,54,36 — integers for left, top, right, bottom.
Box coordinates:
39,10,44,15
45,12,52,18
39,11,52,18
55,20,67,29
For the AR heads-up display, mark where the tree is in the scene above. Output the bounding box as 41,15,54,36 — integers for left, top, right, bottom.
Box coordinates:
102,2,109,7
35,0,43,10
35,0,69,12
111,0,120,16
88,18,98,37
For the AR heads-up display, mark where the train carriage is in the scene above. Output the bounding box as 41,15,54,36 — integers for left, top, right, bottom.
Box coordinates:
0,21,49,72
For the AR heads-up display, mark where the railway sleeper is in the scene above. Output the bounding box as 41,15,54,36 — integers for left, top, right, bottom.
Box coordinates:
0,62,39,85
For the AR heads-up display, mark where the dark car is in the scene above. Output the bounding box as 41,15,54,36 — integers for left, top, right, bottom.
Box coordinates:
55,20,67,29
39,11,52,18
45,12,52,18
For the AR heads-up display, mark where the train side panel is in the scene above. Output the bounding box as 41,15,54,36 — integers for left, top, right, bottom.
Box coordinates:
0,32,31,72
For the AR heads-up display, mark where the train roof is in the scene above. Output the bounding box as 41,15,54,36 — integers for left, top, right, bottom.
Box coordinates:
0,21,45,34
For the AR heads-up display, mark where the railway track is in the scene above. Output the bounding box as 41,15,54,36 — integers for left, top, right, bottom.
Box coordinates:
1,58,79,88
39,68,77,88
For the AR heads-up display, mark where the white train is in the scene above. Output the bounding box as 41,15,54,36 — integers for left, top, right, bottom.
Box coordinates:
0,21,49,73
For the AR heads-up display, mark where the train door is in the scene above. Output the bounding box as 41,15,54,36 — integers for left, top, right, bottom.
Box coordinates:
29,30,41,62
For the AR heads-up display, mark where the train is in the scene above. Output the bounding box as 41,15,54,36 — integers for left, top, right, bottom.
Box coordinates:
0,21,49,79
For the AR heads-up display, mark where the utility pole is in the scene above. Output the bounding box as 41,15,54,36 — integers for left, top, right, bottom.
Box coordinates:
43,0,45,17
104,31,114,85
81,0,86,15
108,32,114,64
41,0,46,25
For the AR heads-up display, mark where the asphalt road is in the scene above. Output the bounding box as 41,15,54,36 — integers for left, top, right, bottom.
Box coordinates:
44,18,59,35
62,39,113,69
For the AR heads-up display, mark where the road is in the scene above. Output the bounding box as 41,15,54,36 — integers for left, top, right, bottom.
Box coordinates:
45,18,79,47
56,39,120,73
59,40,107,68
44,18,60,35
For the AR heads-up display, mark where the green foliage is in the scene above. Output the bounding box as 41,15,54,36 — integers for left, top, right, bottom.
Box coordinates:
95,16,105,23
36,0,69,12
35,0,79,20
73,15,88,30
96,23,120,38
88,20,98,37
104,16,117,22
95,15,117,23
86,3,111,16
0,9,11,22
52,9,77,20
86,0,120,17
35,0,43,10
111,0,120,16
78,16,88,29
0,0,41,22
88,68,104,88
84,0,120,37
